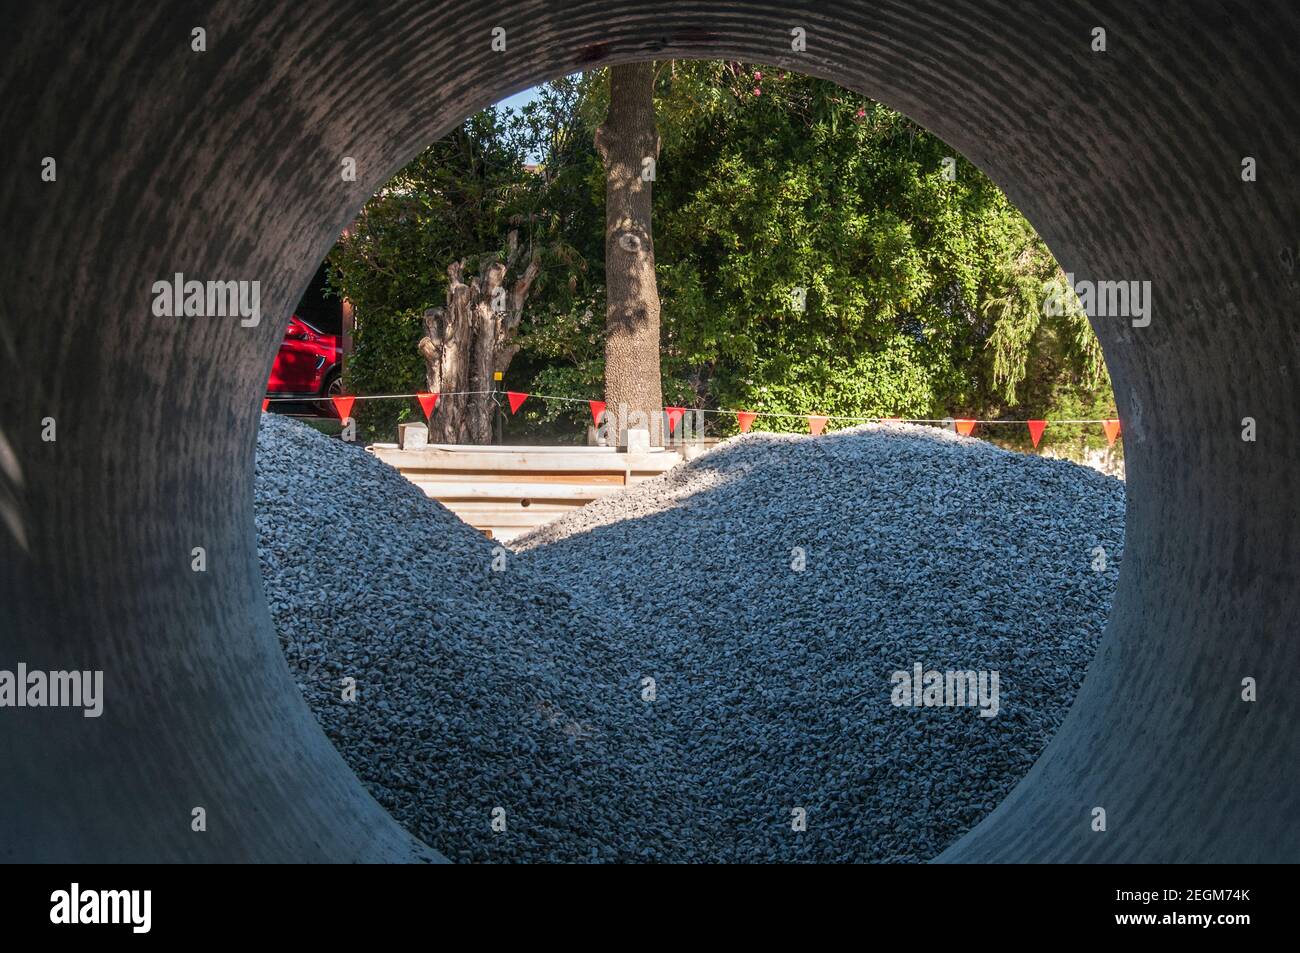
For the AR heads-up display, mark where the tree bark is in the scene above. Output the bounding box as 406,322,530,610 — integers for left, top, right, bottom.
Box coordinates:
417,231,540,444
596,62,664,445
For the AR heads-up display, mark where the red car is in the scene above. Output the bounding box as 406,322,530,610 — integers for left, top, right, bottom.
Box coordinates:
266,315,343,409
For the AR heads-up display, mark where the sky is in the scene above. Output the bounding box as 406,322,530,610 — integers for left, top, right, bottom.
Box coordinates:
493,85,546,162
495,86,544,114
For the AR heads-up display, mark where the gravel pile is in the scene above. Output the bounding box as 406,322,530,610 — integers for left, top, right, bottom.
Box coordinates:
514,424,1125,861
255,414,1124,862
255,413,669,862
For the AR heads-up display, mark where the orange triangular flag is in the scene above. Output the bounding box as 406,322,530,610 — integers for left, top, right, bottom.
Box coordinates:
416,392,438,420
589,400,606,426
1103,418,1122,446
331,395,355,421
262,398,270,412
506,391,528,414
954,418,977,436
808,415,829,436
1027,419,1047,447
881,417,902,425
665,406,685,433
736,411,757,433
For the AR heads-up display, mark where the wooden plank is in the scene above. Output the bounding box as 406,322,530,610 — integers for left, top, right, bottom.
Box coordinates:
368,441,684,541
422,443,628,454
406,481,614,501
404,470,630,485
370,446,679,474
442,499,588,514
445,508,570,527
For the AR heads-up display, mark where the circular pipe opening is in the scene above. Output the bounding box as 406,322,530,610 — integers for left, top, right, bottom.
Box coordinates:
4,2,1297,863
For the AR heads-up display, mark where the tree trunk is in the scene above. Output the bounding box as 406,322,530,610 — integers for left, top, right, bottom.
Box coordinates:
596,62,664,446
417,232,540,444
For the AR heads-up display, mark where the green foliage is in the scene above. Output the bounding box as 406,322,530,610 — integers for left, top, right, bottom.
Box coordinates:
645,62,1114,435
326,63,1114,448
327,78,605,440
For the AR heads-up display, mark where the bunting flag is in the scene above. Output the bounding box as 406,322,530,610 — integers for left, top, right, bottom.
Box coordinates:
1103,418,1122,446
264,387,1122,449
331,395,356,421
416,392,439,420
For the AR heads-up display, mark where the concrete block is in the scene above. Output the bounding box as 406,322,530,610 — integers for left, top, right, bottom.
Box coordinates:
398,422,428,450
622,427,650,454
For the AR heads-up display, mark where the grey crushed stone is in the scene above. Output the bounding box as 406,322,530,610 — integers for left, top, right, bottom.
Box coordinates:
255,413,1124,862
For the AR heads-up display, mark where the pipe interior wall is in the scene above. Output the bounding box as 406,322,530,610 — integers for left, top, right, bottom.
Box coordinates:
1,1,1296,861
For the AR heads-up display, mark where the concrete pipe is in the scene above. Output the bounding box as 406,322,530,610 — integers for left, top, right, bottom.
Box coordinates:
1,1,1297,862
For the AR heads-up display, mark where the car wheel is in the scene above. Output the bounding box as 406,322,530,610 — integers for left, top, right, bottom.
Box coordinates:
316,371,343,417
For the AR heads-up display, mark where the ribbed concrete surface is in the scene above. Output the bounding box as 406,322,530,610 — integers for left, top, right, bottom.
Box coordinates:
1,1,1297,861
